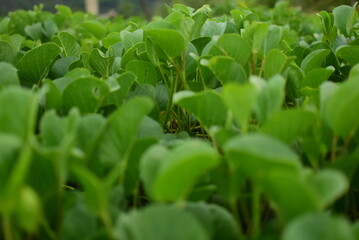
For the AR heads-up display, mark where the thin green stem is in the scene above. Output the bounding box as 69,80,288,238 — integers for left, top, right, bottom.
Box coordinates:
158,64,170,90
100,210,115,240
3,215,13,240
172,60,189,90
230,198,246,240
258,56,266,78
251,183,261,238
42,217,56,240
133,183,140,208
163,73,176,130
331,136,338,162
105,146,132,187
250,53,257,76
341,135,353,157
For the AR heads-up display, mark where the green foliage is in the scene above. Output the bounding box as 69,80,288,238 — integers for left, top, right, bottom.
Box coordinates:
1,2,359,240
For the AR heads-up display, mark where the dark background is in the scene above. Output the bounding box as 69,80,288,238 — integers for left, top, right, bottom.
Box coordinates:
0,0,356,17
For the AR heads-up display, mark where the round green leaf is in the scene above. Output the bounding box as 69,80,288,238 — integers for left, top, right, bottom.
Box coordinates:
145,29,186,59
0,40,14,63
300,49,330,73
16,43,62,87
325,78,359,137
81,20,107,39
62,77,110,114
115,205,209,240
0,62,19,87
224,133,301,175
283,212,355,240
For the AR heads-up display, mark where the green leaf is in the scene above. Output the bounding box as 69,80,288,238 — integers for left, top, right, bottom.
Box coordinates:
50,56,80,78
223,83,257,132
16,43,62,87
200,21,226,37
205,56,247,84
336,45,359,66
320,81,338,118
151,140,219,202
39,110,66,147
60,195,98,240
97,97,153,165
325,78,359,137
62,77,110,114
251,75,286,123
209,34,251,66
140,145,168,197
174,90,227,129
121,42,146,68
24,23,44,40
121,29,143,51
81,20,107,39
76,114,106,155
2,142,33,213
0,134,22,210
55,4,72,18
145,29,186,59
0,17,10,34
140,141,219,202
72,166,107,213
263,25,282,54
258,170,321,221
57,31,81,57
224,133,301,176
301,68,334,88
0,40,14,63
125,60,157,86
0,87,38,140
42,20,58,38
0,62,20,87
184,202,240,240
115,205,209,240
333,3,357,38
14,186,42,233
300,49,330,73
137,116,164,139
191,5,212,39
102,32,121,49
311,169,348,209
263,49,289,79
103,72,136,107
283,212,356,240
261,109,317,143
3,34,24,52
166,12,195,41
244,22,269,55
124,138,158,196
318,11,334,37
89,48,115,77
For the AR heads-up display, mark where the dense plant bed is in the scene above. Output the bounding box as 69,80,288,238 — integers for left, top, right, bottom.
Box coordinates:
0,1,359,239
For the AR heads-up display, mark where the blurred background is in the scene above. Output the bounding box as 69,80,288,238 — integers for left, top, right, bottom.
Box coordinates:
0,0,356,17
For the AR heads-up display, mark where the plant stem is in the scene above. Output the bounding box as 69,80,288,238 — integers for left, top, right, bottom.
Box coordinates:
258,56,266,78
3,215,13,240
158,64,169,90
250,53,257,75
341,135,353,156
172,60,189,90
331,136,338,162
251,183,261,238
133,184,140,208
101,210,115,240
230,198,246,240
163,73,176,130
